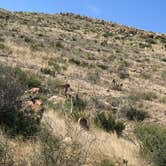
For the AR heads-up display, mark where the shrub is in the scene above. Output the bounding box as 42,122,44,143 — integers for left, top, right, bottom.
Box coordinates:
0,66,25,127
14,67,41,88
126,107,148,121
135,125,166,166
31,124,87,166
94,112,125,136
72,94,87,112
0,65,41,137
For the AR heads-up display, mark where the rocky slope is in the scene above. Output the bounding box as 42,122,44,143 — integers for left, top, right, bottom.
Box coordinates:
0,8,166,166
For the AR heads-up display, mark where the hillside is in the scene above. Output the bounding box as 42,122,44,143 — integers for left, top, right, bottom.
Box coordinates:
0,9,166,166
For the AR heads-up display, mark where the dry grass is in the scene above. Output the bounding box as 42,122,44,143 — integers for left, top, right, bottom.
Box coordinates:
0,9,166,165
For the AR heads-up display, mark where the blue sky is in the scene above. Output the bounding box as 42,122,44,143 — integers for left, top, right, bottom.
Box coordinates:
0,0,165,33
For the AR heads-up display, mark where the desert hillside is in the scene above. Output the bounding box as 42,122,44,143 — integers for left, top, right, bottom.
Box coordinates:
0,8,166,166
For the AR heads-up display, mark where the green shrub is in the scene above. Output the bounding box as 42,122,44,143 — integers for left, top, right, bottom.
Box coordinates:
94,112,125,135
126,107,148,121
72,94,87,112
14,67,41,88
3,109,41,137
135,125,166,166
0,65,41,138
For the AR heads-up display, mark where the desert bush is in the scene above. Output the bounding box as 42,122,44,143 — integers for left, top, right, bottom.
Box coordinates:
72,94,87,112
126,107,148,121
31,124,87,166
64,94,87,121
135,125,166,166
70,111,87,122
0,66,25,126
94,112,125,136
0,65,41,137
14,67,41,88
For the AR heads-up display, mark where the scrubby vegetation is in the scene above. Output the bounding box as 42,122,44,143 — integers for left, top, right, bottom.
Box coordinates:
126,107,148,121
0,8,165,166
135,125,166,166
94,112,125,136
0,65,42,137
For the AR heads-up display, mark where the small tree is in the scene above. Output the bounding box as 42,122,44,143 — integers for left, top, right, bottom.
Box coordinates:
0,66,25,125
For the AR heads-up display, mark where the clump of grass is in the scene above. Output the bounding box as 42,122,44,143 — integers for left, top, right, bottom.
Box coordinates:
135,124,166,166
126,107,148,121
94,112,125,136
65,94,87,112
128,91,157,101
